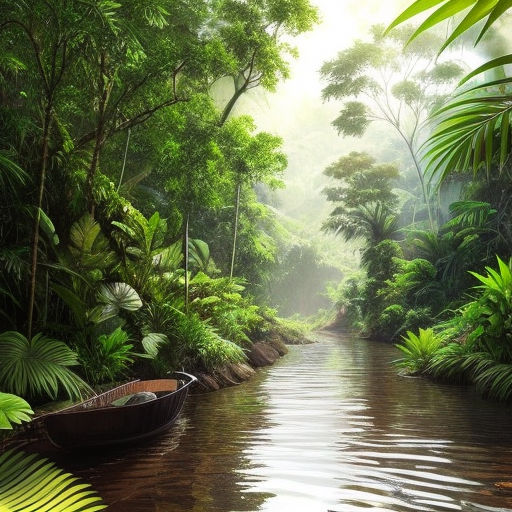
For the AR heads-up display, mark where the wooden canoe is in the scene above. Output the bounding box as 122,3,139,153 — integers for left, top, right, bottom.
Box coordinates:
42,372,196,449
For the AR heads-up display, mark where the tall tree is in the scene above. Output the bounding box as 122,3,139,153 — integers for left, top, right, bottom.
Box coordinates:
320,24,464,229
218,116,286,277
210,0,319,125
0,0,117,337
322,151,400,237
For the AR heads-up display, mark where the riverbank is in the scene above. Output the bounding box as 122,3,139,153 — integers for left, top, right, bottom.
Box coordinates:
194,326,313,391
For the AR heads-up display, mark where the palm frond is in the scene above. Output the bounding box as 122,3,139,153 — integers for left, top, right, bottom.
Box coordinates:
0,331,90,400
421,86,512,181
445,200,496,228
0,151,30,192
68,213,116,270
0,449,106,511
385,0,512,52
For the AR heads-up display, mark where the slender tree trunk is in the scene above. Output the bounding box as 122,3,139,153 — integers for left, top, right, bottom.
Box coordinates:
184,213,189,312
400,134,435,231
86,51,110,215
220,86,245,126
27,104,52,339
411,150,435,231
230,182,241,279
117,127,131,192
87,132,102,215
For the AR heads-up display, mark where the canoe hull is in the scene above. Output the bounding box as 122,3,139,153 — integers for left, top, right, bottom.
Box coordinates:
43,373,195,449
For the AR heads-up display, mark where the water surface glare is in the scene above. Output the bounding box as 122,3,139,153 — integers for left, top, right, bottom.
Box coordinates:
68,332,512,511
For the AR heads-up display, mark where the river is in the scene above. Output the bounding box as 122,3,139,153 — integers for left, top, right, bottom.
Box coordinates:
64,331,512,511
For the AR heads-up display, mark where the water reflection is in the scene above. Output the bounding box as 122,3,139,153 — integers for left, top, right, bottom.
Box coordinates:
65,332,512,511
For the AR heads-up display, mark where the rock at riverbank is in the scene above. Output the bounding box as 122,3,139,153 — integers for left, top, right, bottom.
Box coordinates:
195,362,256,391
194,338,290,391
193,322,312,392
247,341,281,367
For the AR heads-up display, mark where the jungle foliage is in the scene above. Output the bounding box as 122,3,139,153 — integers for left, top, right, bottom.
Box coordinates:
324,1,512,402
0,0,319,426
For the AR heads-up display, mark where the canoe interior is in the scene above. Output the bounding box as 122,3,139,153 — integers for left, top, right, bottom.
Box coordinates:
43,374,195,449
64,379,179,412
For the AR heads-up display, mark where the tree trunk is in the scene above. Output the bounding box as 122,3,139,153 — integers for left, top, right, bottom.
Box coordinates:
230,182,241,279
117,127,131,192
27,104,52,339
219,85,245,126
86,51,110,215
184,213,189,312
86,131,102,215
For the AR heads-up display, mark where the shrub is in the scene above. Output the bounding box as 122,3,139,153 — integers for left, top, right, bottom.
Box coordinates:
189,273,263,345
403,307,433,334
376,304,405,341
77,327,134,385
394,328,443,374
156,309,246,373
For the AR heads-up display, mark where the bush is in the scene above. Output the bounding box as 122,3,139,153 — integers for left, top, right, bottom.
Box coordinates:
394,328,443,374
189,273,262,345
403,307,433,334
155,309,246,373
376,304,405,341
77,327,134,385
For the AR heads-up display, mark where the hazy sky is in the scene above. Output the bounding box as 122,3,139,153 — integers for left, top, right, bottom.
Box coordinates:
242,0,409,125
232,0,410,224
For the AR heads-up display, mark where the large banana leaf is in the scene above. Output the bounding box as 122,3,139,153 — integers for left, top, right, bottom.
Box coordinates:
0,393,33,430
0,449,106,511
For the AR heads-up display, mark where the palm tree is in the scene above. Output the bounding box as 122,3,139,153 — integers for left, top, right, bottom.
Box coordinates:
324,202,399,245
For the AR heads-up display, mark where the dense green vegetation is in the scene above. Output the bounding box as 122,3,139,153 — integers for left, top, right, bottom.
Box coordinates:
325,0,512,401
0,0,319,429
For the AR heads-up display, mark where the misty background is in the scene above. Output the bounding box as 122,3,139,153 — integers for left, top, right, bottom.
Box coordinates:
213,0,425,316
210,0,509,317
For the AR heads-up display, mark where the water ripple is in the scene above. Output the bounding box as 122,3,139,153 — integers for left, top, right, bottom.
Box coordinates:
63,333,512,512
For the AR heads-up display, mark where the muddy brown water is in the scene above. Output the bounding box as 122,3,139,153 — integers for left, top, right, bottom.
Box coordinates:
52,332,512,511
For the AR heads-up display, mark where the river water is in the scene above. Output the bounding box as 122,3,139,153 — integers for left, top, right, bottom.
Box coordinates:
66,331,512,511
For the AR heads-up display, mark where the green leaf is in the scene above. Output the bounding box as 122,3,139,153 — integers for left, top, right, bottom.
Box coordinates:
440,0,499,53
0,392,33,429
38,209,60,245
409,0,475,46
0,449,106,511
385,0,446,35
70,214,101,253
142,333,168,357
97,282,142,321
0,331,90,400
476,0,512,43
111,220,136,239
459,54,512,85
